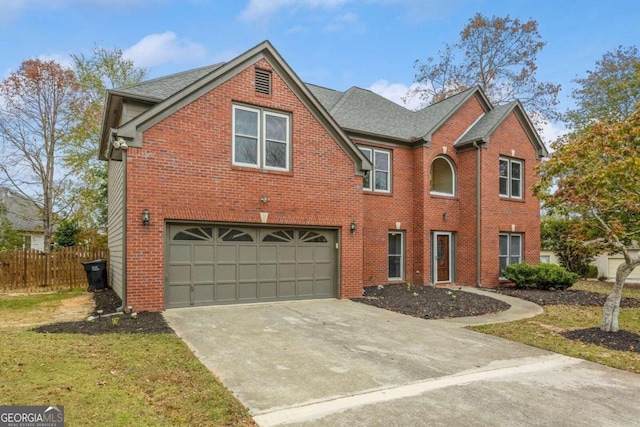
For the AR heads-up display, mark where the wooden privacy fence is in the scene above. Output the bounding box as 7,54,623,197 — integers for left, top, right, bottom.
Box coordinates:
0,247,109,293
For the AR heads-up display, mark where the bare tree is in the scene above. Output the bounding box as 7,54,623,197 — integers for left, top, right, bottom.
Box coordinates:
0,59,80,251
408,13,561,126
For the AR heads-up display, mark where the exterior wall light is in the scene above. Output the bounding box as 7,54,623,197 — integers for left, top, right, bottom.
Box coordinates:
350,220,357,234
142,209,150,227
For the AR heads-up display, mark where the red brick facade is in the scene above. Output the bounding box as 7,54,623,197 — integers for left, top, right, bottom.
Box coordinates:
112,49,543,311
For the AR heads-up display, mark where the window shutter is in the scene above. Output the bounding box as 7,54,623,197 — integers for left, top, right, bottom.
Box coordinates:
255,69,271,94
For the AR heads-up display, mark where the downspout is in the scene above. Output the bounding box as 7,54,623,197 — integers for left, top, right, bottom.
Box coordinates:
116,149,128,312
473,141,482,287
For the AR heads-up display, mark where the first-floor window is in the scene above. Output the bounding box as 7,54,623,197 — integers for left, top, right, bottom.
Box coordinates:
233,105,290,171
388,231,404,280
499,233,522,273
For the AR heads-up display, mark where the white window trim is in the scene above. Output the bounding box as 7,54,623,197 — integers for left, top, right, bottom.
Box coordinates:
263,110,290,171
359,146,391,193
430,156,456,197
232,105,290,171
499,232,523,274
433,231,454,283
388,231,404,281
499,157,523,199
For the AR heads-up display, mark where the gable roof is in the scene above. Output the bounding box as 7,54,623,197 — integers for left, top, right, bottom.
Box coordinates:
99,41,546,161
99,41,371,174
456,101,548,158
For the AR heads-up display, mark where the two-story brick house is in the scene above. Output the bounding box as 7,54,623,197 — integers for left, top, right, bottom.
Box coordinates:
99,41,547,312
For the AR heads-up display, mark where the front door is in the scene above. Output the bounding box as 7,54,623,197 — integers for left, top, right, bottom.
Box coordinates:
434,232,452,283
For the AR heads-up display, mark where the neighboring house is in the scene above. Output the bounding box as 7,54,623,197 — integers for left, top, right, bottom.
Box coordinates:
98,41,547,312
542,248,640,281
0,187,45,251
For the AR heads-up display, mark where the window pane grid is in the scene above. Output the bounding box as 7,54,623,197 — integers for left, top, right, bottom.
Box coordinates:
499,157,523,199
359,146,390,193
233,106,290,171
499,233,523,274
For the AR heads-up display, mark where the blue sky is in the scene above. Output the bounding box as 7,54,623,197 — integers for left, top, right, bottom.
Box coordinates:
2,0,639,141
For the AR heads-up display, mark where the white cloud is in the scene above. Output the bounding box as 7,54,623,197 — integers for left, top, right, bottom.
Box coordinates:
36,53,73,70
538,120,567,147
240,0,351,22
123,32,207,68
368,79,425,110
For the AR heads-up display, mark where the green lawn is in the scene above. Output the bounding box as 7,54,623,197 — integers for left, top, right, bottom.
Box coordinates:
471,281,640,373
0,291,255,426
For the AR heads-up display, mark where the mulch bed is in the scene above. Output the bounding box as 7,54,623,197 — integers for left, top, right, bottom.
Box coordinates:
33,283,640,353
491,287,640,308
33,288,173,335
352,284,640,354
352,285,510,319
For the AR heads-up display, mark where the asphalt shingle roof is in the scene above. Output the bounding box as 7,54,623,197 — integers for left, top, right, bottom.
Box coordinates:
113,63,225,100
111,62,522,145
456,102,516,146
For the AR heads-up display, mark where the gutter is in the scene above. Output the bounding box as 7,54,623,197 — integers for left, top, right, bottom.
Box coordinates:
473,141,482,287
116,149,128,312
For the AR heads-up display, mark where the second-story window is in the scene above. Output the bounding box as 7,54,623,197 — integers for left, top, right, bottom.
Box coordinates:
233,105,290,171
499,157,523,199
359,146,391,193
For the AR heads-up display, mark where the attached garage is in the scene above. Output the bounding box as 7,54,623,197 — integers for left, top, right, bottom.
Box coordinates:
165,223,338,308
607,257,640,280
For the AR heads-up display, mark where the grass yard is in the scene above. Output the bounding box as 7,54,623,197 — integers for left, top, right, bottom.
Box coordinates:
0,291,255,426
471,281,640,373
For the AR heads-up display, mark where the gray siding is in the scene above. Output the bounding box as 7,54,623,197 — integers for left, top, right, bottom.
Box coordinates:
121,102,150,125
107,160,125,299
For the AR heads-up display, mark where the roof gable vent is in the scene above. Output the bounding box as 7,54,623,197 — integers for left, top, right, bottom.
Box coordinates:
255,69,271,95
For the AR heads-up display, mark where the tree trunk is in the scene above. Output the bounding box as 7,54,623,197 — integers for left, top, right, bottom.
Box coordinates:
600,263,631,332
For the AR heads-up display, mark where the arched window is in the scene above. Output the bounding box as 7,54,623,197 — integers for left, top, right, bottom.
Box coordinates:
430,156,455,196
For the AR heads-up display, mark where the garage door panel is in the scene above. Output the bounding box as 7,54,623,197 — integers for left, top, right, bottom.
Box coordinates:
216,283,237,301
193,264,214,283
193,245,214,263
278,281,296,297
167,285,190,307
297,280,314,296
315,246,333,262
238,246,257,262
314,263,332,279
260,282,277,298
238,282,258,300
297,246,314,261
169,245,191,263
238,264,257,281
315,280,333,295
279,246,296,262
297,263,313,279
217,264,236,281
259,246,277,262
166,224,336,307
279,263,296,280
217,246,237,262
193,284,215,305
168,265,191,283
259,264,277,280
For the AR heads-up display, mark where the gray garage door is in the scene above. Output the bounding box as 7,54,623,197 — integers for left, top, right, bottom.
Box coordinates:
165,224,337,308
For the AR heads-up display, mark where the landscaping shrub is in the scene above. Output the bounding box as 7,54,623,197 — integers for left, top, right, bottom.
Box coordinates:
586,265,599,279
502,263,579,290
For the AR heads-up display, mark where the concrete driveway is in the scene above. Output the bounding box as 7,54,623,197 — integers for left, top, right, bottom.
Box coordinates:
164,292,640,426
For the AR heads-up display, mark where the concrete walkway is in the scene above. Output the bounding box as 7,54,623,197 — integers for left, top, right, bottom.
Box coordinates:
164,293,640,426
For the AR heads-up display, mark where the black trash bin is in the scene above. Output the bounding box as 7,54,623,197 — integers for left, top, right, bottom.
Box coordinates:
82,259,108,291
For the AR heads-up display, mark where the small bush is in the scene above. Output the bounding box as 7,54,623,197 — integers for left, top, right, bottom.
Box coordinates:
586,265,599,279
502,263,579,290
